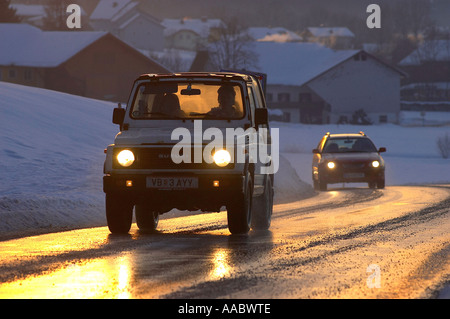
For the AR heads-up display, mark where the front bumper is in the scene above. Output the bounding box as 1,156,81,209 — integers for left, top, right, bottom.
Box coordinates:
103,173,245,209
319,165,384,184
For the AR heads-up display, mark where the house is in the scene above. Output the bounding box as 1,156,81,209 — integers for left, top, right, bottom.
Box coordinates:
399,40,450,83
302,27,355,49
0,23,169,101
162,17,224,51
247,27,302,43
398,40,450,111
10,3,89,29
90,0,164,51
10,4,46,28
191,42,406,124
257,42,406,124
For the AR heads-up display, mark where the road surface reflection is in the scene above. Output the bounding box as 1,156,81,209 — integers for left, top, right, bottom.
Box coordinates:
0,225,274,299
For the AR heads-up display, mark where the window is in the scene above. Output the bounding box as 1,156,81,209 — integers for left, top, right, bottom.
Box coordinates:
379,115,387,123
130,81,245,120
8,69,16,79
247,86,256,123
278,92,290,102
266,93,273,102
24,69,33,81
323,137,377,153
299,93,312,103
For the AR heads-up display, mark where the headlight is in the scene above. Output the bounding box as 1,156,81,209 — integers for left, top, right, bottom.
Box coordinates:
372,160,380,168
327,161,335,169
213,149,231,167
117,150,135,167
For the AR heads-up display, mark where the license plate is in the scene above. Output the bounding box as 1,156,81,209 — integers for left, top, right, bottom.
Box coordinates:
344,173,365,178
146,177,198,189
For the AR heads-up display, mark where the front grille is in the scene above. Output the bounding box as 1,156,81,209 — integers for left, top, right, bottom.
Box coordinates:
342,161,367,169
114,147,234,169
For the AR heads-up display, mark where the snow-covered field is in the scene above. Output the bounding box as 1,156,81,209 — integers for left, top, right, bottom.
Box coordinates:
1,82,449,235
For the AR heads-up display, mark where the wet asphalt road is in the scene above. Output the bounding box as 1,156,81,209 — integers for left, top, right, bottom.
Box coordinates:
0,185,449,299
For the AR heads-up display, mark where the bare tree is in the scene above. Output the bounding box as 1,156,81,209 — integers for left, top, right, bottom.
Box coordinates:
43,0,70,30
0,0,20,22
208,18,258,70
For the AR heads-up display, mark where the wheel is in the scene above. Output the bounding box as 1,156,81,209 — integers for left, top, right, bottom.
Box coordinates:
227,171,253,234
318,177,327,191
251,174,273,230
368,182,376,189
106,193,133,234
135,203,159,232
376,179,385,189
313,176,320,190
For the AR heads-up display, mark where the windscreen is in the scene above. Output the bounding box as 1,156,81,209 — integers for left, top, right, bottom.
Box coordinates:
323,137,377,153
130,81,244,120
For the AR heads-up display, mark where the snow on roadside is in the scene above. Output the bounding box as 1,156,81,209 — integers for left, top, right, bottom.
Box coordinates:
0,82,117,235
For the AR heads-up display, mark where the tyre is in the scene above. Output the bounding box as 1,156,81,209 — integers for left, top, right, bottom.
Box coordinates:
377,179,385,189
106,193,133,234
313,176,320,191
319,177,327,191
251,175,273,230
227,171,253,234
135,203,159,232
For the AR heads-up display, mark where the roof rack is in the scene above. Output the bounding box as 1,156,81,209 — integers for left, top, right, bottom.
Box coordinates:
359,131,366,136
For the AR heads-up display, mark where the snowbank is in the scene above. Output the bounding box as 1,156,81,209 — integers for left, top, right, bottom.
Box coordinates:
0,82,117,235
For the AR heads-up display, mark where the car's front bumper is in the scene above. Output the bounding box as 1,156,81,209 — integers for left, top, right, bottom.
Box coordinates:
319,165,384,184
103,173,245,210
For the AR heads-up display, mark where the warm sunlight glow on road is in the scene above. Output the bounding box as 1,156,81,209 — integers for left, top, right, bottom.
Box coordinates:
210,248,231,280
0,255,132,299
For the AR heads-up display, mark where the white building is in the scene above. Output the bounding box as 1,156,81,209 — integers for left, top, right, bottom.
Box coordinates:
162,17,224,51
247,27,302,43
90,0,164,51
253,42,406,124
302,27,355,49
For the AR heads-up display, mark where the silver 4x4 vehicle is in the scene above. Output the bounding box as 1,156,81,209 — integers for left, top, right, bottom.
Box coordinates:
103,72,274,235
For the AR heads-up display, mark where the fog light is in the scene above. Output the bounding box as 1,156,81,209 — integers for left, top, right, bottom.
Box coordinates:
126,180,133,187
327,161,335,169
213,180,220,187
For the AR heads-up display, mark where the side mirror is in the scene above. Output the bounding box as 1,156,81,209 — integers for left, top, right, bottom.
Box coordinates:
378,147,386,153
113,107,125,126
255,108,268,126
312,149,320,154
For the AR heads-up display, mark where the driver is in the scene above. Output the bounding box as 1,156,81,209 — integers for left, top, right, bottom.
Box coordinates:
207,85,241,118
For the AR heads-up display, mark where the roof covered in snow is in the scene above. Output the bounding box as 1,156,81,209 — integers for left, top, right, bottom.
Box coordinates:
10,4,46,18
248,27,302,42
253,42,359,86
252,42,405,86
399,40,450,66
162,18,224,37
306,27,355,38
0,24,106,67
90,0,134,20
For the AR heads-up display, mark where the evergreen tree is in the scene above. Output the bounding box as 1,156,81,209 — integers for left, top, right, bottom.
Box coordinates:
0,0,21,23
